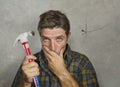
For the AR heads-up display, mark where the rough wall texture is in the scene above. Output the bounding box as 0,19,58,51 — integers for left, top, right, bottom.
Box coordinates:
0,0,120,87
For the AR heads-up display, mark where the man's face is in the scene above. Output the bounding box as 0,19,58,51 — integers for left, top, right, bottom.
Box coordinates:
40,28,70,55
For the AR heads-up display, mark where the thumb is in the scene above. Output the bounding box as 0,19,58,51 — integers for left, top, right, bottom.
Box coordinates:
25,55,36,63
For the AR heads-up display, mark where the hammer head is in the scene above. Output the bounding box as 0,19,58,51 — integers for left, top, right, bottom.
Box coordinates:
13,31,35,46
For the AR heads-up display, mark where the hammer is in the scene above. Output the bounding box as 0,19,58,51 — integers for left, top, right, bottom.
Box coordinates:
14,31,41,87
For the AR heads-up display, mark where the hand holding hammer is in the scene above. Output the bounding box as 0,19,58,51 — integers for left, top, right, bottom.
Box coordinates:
14,31,41,87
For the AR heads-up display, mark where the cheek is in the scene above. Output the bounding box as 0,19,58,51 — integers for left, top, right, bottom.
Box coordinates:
59,42,66,48
56,41,67,52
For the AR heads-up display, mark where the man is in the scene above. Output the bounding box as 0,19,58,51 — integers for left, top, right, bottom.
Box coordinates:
12,10,99,87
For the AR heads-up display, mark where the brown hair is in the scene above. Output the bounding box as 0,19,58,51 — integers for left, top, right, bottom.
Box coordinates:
38,10,70,36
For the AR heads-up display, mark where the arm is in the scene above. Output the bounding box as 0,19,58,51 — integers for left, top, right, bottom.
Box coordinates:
79,54,99,87
57,69,79,87
18,78,31,87
18,55,40,87
43,46,79,87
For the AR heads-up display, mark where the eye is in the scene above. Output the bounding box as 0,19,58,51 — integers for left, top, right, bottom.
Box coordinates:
42,37,50,42
56,37,63,42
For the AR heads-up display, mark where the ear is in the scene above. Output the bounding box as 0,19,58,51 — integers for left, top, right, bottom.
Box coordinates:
67,32,71,39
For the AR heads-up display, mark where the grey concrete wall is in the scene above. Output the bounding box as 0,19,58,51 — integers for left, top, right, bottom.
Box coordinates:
0,0,120,87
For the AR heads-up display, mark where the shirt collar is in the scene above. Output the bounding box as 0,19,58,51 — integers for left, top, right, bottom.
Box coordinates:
64,44,72,58
63,44,73,69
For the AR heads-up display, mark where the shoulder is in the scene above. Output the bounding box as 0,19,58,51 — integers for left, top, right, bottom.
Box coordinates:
70,50,95,70
71,50,87,59
70,50,88,61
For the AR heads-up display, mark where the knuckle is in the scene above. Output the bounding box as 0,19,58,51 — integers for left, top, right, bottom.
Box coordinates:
35,67,39,72
33,62,38,67
21,65,26,71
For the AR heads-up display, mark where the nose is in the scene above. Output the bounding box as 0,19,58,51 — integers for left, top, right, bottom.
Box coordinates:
50,40,56,52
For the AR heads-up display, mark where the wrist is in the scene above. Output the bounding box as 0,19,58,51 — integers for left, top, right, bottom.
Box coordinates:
21,75,32,87
58,70,79,87
21,80,31,87
58,69,70,81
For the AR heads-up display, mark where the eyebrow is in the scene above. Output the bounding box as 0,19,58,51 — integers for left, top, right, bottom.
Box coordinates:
41,36,49,39
56,35,65,38
41,35,65,39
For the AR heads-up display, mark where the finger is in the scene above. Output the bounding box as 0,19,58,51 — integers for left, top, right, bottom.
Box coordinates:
22,62,39,70
43,49,52,62
42,46,54,61
60,47,65,58
24,70,40,81
26,71,40,78
43,46,53,56
22,64,40,78
24,66,40,74
23,55,37,65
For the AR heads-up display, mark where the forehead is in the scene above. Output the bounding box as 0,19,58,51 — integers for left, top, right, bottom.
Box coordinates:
41,28,66,37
